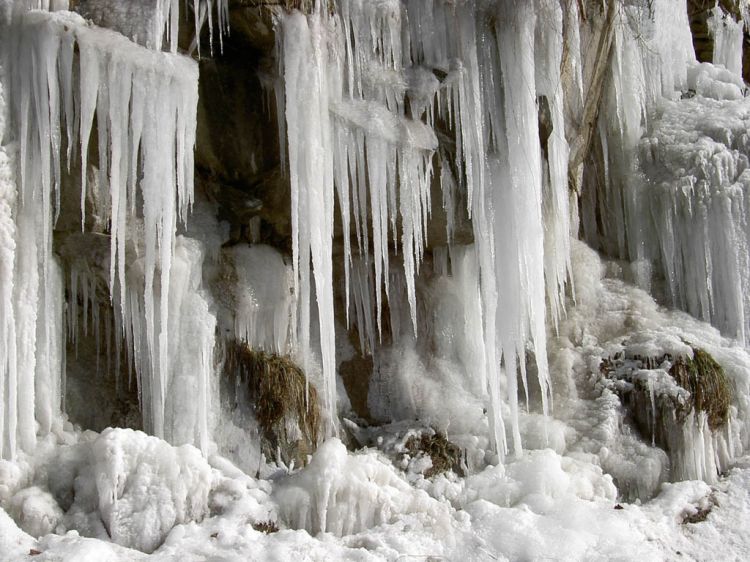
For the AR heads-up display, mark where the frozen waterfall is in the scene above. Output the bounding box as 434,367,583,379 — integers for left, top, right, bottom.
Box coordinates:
275,0,573,454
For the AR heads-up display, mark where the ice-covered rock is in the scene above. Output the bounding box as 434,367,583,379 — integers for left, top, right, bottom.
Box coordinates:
8,486,63,538
46,428,212,553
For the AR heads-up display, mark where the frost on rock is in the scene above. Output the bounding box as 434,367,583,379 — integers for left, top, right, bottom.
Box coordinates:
1,7,206,456
276,0,572,454
600,340,734,483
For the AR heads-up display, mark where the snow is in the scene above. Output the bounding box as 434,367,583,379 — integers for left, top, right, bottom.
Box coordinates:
274,438,452,536
1,422,750,560
41,428,213,553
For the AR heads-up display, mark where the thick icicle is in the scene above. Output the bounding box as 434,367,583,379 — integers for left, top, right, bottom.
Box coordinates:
281,11,338,434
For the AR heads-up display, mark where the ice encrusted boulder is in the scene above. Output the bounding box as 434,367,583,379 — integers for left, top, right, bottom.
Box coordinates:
8,486,63,538
47,428,212,553
600,338,734,483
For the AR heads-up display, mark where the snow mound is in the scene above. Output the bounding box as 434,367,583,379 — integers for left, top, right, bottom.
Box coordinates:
273,438,453,537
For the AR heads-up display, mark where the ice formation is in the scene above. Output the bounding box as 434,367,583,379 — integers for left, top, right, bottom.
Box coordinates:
75,0,229,55
708,5,745,77
228,244,295,355
3,0,750,559
0,4,211,455
45,428,212,553
273,438,451,536
581,0,750,346
275,0,573,454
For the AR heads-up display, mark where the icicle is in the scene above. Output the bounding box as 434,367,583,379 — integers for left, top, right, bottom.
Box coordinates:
281,11,338,434
74,0,229,55
273,0,573,455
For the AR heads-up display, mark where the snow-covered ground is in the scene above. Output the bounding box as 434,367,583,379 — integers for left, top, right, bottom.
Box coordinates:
1,243,750,561
2,442,750,560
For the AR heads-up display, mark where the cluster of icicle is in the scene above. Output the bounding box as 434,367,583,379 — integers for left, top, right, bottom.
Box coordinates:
74,0,229,56
0,1,213,458
582,0,750,345
275,0,574,455
580,0,696,262
708,4,745,77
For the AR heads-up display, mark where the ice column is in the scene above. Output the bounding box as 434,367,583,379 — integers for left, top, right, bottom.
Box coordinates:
0,8,68,459
281,11,338,434
708,5,744,77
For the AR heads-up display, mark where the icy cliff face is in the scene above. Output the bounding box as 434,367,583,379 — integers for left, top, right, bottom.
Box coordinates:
582,2,750,347
0,5,211,456
3,0,750,558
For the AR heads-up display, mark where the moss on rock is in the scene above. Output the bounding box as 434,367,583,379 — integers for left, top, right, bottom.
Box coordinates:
669,347,731,431
226,343,320,463
404,432,463,478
